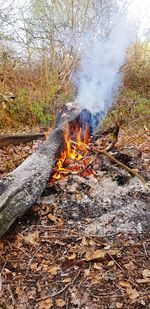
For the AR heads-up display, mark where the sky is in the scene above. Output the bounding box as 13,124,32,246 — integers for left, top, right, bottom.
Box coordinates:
128,0,150,38
14,0,150,38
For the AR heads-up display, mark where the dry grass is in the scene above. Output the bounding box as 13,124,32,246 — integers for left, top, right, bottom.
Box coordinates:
123,42,150,97
0,42,149,131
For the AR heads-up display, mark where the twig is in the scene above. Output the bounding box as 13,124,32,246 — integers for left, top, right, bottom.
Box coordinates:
107,253,123,270
51,283,71,297
15,244,31,258
36,283,71,301
143,242,149,258
65,291,69,309
26,245,41,273
106,117,123,151
0,259,8,275
7,284,15,305
37,270,81,301
71,269,81,284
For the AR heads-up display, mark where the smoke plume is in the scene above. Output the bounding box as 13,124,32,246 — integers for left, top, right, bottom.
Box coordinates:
75,12,134,119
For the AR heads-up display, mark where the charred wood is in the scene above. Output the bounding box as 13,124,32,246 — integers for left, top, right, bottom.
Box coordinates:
0,103,81,237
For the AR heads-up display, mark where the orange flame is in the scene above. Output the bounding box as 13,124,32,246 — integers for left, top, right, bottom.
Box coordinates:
52,123,90,181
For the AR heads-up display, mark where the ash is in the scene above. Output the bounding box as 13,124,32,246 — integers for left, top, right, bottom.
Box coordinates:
40,152,150,237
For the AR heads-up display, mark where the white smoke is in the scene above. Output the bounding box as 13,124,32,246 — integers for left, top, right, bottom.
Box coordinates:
75,13,134,115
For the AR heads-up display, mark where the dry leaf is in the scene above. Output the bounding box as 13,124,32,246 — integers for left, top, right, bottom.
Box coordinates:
93,262,103,270
115,302,123,308
62,278,71,283
24,231,39,245
136,278,150,284
0,243,4,250
15,286,21,295
107,260,115,267
68,253,76,260
91,274,102,284
55,298,65,307
89,239,96,246
142,269,150,278
47,214,59,223
85,249,120,261
81,236,88,246
84,268,91,277
47,214,64,225
119,280,132,289
124,261,135,271
126,287,139,300
30,263,38,271
85,249,105,261
38,298,53,309
48,265,60,275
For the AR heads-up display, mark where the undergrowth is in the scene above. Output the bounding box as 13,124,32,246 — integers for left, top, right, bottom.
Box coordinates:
0,42,149,131
102,89,150,131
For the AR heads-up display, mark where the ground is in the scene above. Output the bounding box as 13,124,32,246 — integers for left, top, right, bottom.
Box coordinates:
0,127,150,309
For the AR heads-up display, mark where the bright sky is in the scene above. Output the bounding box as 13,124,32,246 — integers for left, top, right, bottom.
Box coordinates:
128,0,150,38
5,0,150,41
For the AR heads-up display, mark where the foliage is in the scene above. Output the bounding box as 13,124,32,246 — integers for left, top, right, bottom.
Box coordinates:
102,89,150,131
123,43,150,97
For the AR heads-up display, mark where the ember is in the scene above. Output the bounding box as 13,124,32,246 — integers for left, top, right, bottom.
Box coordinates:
52,123,90,181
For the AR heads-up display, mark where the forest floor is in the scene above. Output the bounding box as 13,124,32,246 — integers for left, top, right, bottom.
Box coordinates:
0,126,150,309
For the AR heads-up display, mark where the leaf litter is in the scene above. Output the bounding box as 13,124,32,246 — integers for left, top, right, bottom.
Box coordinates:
0,128,150,308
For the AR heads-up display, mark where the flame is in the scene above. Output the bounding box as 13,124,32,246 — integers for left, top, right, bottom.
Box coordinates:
52,123,90,181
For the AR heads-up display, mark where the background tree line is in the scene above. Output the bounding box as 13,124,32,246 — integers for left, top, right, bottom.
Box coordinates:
0,0,149,129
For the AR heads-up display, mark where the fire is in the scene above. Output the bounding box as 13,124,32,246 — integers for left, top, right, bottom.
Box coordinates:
52,123,90,181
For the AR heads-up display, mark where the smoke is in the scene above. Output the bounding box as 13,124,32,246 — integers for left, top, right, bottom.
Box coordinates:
75,11,134,118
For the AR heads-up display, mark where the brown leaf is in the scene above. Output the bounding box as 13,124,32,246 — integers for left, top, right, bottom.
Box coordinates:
119,280,132,288
62,278,71,283
47,214,59,223
93,262,103,270
126,287,139,300
85,249,105,261
47,214,64,225
55,298,66,307
48,265,60,275
91,274,102,284
30,263,38,271
107,260,115,267
84,268,91,277
142,269,150,278
85,249,120,261
15,286,21,296
38,298,53,309
124,261,135,271
89,239,96,246
81,236,88,246
136,278,150,284
115,302,123,308
23,231,39,245
68,253,76,260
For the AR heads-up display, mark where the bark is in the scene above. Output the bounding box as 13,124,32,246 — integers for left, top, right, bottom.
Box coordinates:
0,133,45,148
0,103,79,237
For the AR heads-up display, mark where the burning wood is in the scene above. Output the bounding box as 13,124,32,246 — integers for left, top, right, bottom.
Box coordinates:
0,104,97,237
0,103,149,237
51,123,90,181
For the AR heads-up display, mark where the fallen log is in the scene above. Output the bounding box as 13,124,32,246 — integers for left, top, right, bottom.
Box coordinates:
0,133,46,149
0,103,79,237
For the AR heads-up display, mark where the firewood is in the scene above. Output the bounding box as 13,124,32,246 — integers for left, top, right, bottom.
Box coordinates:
0,103,80,237
0,133,45,149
